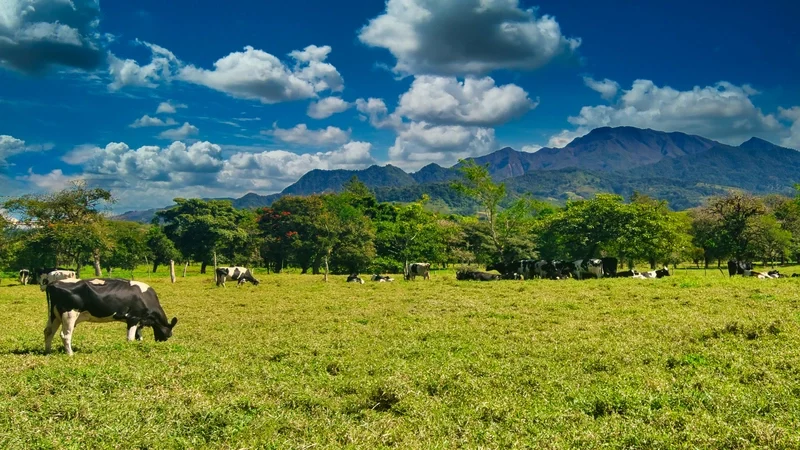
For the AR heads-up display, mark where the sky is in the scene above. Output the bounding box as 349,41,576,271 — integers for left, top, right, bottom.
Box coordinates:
1,0,799,212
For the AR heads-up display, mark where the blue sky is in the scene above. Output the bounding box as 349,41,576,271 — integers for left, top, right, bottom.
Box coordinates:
1,0,799,211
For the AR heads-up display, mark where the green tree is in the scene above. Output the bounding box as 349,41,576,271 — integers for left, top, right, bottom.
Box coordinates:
102,220,148,276
696,193,766,262
452,160,506,258
146,226,182,273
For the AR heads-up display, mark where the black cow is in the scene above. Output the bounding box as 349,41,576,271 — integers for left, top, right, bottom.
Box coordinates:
405,263,431,280
44,278,178,356
371,274,394,282
456,270,500,281
347,274,365,284
19,269,30,285
215,266,259,287
601,257,618,278
727,260,753,277
792,274,800,278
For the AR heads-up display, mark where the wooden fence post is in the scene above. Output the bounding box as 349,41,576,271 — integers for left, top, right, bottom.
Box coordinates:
169,260,176,284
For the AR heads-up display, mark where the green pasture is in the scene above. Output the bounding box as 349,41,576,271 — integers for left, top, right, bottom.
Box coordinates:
0,266,799,449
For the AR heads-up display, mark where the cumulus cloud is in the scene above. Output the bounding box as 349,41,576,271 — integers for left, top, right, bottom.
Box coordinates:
130,115,177,128
218,141,376,190
0,0,104,74
551,78,785,146
307,97,351,119
358,0,580,76
355,98,403,130
18,169,79,191
178,45,344,104
0,134,52,165
108,40,180,90
583,76,619,101
266,123,350,146
397,75,535,126
779,107,800,150
156,101,186,114
389,122,495,169
158,122,199,140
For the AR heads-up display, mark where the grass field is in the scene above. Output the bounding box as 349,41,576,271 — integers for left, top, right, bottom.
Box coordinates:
1,266,799,449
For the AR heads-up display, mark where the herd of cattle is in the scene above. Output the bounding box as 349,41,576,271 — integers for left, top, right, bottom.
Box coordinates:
13,258,798,356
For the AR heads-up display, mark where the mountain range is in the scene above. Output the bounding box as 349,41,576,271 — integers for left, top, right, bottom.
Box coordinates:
116,126,800,222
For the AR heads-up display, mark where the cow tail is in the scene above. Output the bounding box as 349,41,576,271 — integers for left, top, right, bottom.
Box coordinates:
45,285,53,324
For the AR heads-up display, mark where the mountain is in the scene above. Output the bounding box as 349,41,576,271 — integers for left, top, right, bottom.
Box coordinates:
628,140,800,195
464,127,718,180
113,126,800,220
282,164,416,196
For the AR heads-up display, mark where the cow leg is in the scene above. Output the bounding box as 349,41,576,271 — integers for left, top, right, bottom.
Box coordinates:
43,308,62,354
127,325,138,341
60,310,80,356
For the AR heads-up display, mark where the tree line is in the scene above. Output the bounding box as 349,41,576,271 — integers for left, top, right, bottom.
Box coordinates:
2,162,800,278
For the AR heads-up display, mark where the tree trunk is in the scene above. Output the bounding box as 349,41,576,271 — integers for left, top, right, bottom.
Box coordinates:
93,251,102,277
169,260,176,284
183,261,189,277
213,252,217,278
324,253,330,282
312,255,321,275
200,261,207,274
153,261,159,273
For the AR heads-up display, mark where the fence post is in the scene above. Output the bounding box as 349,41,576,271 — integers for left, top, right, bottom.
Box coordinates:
169,260,176,284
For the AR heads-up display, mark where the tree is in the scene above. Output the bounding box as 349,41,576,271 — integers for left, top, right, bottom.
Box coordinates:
146,226,182,273
375,196,439,273
452,160,506,258
155,199,252,273
2,181,114,276
693,193,767,262
102,220,148,276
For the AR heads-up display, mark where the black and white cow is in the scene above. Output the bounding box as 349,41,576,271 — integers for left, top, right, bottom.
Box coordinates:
44,278,178,356
38,269,77,291
727,260,753,277
405,263,431,280
371,274,394,282
615,269,641,278
346,274,365,284
456,269,501,281
19,269,30,285
215,266,259,287
641,267,671,279
601,257,618,278
571,259,604,279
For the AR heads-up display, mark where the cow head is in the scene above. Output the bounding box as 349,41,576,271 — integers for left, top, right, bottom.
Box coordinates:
153,317,178,342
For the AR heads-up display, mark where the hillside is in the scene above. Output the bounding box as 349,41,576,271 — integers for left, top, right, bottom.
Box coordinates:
283,164,416,195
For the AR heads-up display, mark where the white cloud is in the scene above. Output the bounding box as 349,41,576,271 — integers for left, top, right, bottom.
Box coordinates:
130,115,177,128
178,45,344,104
355,98,403,130
266,123,350,146
0,0,104,74
551,79,786,146
156,101,186,114
389,122,495,170
521,145,542,153
358,0,580,76
218,141,376,191
583,76,619,101
307,97,351,119
108,39,180,90
397,75,535,126
61,144,97,165
779,107,800,150
18,169,80,191
0,134,52,164
158,122,199,140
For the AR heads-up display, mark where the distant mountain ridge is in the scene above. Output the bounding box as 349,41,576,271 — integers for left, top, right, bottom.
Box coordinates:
115,127,800,223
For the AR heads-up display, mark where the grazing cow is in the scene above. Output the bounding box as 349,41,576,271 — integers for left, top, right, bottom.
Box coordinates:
572,259,604,279
501,272,524,280
405,263,431,280
371,274,394,282
549,260,573,280
728,260,753,277
346,274,365,284
456,270,500,281
38,269,77,291
44,278,178,356
215,266,259,287
601,257,618,278
515,259,539,279
19,269,30,285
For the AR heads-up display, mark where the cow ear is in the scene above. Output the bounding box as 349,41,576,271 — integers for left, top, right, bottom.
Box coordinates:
169,317,178,328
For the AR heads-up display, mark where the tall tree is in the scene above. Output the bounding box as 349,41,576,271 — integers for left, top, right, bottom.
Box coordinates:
102,220,148,276
452,160,506,258
146,226,182,273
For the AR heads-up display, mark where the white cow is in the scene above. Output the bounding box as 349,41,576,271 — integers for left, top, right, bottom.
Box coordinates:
39,270,77,291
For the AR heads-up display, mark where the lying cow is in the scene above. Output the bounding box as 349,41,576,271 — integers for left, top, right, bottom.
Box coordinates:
641,267,671,279
405,263,431,280
347,274,365,284
44,278,178,356
615,269,641,278
38,269,77,291
728,260,753,277
19,269,30,285
793,274,800,278
215,266,259,287
456,270,500,281
371,274,394,282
